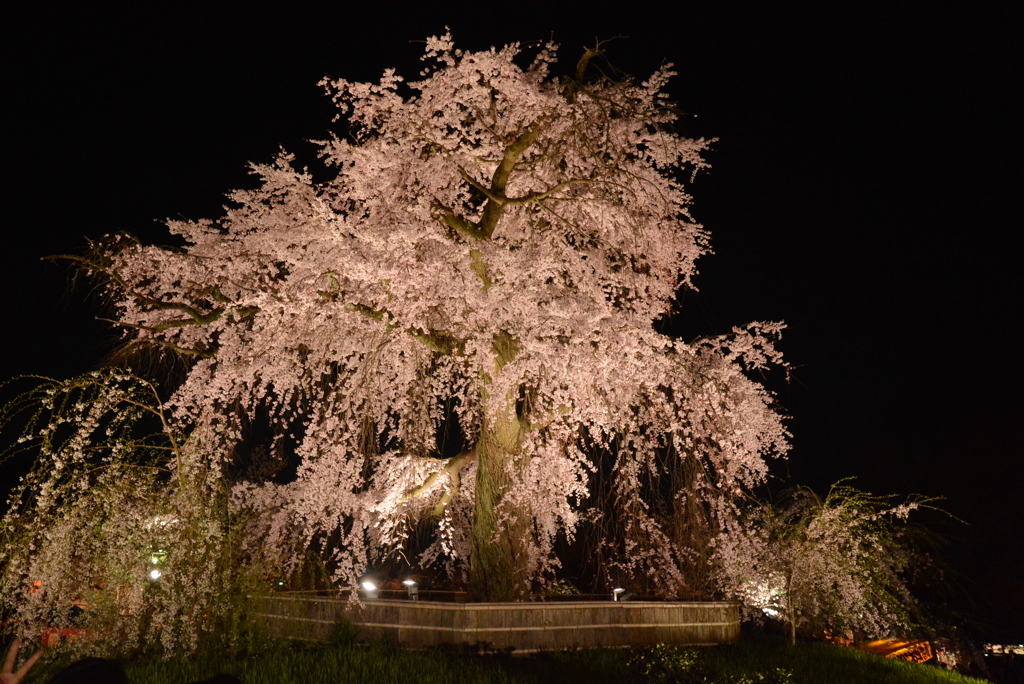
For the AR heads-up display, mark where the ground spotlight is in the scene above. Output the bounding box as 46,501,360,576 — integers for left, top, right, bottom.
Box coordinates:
612,587,632,601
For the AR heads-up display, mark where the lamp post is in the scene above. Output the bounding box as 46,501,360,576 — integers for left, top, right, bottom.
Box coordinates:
361,581,379,600
403,579,419,600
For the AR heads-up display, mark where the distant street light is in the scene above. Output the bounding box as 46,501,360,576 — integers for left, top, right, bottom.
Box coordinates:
402,579,419,600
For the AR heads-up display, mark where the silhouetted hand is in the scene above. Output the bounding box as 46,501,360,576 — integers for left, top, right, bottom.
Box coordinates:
1,639,43,684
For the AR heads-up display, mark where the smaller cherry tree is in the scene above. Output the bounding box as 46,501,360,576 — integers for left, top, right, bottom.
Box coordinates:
0,371,268,657
713,480,934,644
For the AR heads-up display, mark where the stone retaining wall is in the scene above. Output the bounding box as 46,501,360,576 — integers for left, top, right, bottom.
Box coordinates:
251,595,740,650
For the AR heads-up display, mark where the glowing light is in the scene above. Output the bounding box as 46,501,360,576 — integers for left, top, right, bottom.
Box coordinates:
144,516,180,530
742,578,785,618
149,569,162,580
361,580,379,599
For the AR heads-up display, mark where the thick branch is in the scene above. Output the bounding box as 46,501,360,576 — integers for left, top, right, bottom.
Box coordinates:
458,167,506,205
397,450,475,514
432,466,462,517
504,178,598,206
564,41,609,104
477,117,549,238
345,303,458,355
460,167,597,209
469,249,492,292
431,199,486,241
433,117,553,243
410,330,457,355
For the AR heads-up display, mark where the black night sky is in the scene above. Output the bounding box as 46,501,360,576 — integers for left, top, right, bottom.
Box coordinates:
4,2,1021,642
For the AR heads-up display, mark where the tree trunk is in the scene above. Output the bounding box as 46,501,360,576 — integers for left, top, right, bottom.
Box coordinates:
786,570,797,644
467,409,527,601
467,333,531,602
670,454,715,599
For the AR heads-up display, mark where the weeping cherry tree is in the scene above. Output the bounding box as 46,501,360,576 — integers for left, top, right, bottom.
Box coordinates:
59,34,788,602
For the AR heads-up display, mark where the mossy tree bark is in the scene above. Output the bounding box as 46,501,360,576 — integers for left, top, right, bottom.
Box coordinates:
467,333,531,602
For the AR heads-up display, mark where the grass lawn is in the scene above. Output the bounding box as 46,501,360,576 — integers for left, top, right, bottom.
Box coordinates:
31,638,988,684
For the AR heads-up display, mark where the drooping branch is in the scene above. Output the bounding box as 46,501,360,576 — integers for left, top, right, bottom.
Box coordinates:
98,321,216,359
47,254,228,325
50,253,266,361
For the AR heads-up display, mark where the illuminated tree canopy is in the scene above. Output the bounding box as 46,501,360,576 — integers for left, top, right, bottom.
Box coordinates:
713,481,933,643
72,34,788,601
